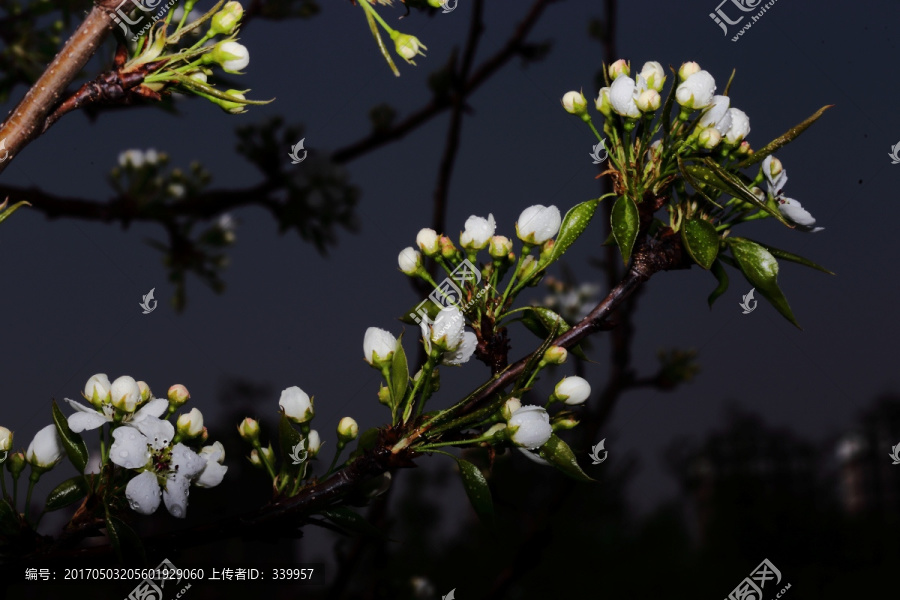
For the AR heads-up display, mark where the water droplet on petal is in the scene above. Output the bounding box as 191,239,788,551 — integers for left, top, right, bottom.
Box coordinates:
121,450,129,458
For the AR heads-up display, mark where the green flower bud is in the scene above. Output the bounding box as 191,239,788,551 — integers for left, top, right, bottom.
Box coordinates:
168,384,190,407
238,417,260,443
210,1,243,36
337,417,359,443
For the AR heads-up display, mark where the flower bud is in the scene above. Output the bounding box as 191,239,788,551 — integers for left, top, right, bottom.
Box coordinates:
167,384,191,407
84,373,112,408
516,204,561,245
737,140,751,155
543,346,568,365
187,70,208,84
676,70,716,110
205,40,250,73
439,235,458,260
307,430,322,457
551,414,580,431
608,59,630,80
364,327,397,368
337,417,359,443
723,108,750,144
377,384,392,406
595,87,612,117
238,417,260,443
110,375,141,413
561,91,588,116
26,424,64,470
416,228,440,256
137,381,152,404
636,89,661,112
489,235,513,259
501,397,522,421
0,427,12,452
218,89,248,114
698,127,722,149
639,61,666,92
7,452,25,479
279,386,314,423
768,157,783,178
398,247,422,275
249,444,274,468
507,406,552,450
552,376,591,405
210,1,243,36
176,408,204,439
516,255,538,281
394,32,427,64
460,213,496,250
609,76,640,118
678,61,701,81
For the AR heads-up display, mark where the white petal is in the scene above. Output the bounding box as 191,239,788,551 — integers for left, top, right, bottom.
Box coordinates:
162,475,192,518
64,398,97,414
67,411,110,433
110,427,152,469
134,398,169,421
442,331,477,366
517,447,552,466
131,417,175,450
171,443,206,479
778,198,823,232
195,457,228,488
609,76,640,118
125,471,162,515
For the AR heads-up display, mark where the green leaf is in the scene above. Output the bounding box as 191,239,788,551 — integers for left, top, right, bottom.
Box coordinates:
45,477,87,512
390,335,409,407
736,105,833,168
708,259,730,308
51,400,88,474
320,507,384,538
745,239,834,275
400,297,441,325
681,218,720,270
0,200,30,225
727,237,800,328
278,413,306,477
545,197,604,267
520,307,587,360
537,434,594,482
683,158,790,225
456,459,494,524
611,196,639,265
104,506,145,563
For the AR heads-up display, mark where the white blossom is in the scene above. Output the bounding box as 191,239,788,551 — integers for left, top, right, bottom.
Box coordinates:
279,386,314,423
507,406,552,449
25,425,63,469
516,205,561,244
364,327,397,366
460,214,496,250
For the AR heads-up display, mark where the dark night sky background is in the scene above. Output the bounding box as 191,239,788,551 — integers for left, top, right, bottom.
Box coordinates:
1,0,900,571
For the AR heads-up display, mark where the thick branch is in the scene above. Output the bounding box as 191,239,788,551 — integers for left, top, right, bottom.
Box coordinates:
0,1,120,176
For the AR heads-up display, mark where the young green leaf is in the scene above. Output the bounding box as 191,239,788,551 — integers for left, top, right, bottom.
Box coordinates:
45,477,88,511
278,413,306,477
727,237,800,328
51,400,89,475
0,200,30,225
708,259,730,308
736,105,833,168
457,459,494,524
390,335,409,408
611,196,639,265
320,507,385,538
537,434,594,482
746,239,834,274
545,197,605,267
681,218,720,270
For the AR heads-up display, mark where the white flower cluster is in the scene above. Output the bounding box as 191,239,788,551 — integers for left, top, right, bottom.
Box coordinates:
65,374,227,518
118,149,162,169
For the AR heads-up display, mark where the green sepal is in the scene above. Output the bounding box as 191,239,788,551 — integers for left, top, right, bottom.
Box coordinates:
320,507,385,539
51,400,89,475
681,218,720,270
727,237,800,328
736,105,833,168
45,477,88,512
707,259,730,308
537,434,594,482
610,195,639,265
456,459,494,524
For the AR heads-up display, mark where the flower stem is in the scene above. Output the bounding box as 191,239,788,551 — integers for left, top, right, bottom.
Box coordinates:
24,472,39,524
417,432,498,451
358,0,396,37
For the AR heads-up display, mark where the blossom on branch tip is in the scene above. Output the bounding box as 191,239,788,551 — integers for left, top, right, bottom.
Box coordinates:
364,327,397,367
561,91,588,116
507,406,552,449
398,247,422,275
110,375,141,413
460,214,496,250
552,376,591,405
416,228,440,256
279,386,314,423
